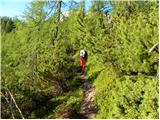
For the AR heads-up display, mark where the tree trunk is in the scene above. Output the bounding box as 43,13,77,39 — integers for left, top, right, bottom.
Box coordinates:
51,0,62,45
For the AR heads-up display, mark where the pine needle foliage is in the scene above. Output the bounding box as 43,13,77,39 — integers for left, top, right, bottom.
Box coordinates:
1,0,158,119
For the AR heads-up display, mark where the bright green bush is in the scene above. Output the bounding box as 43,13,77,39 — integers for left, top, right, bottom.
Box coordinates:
93,70,158,119
47,88,83,119
1,0,158,119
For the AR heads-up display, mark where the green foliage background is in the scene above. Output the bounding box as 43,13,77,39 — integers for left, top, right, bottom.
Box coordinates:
1,0,159,119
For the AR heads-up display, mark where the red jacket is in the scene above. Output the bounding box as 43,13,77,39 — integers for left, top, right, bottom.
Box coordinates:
80,57,86,66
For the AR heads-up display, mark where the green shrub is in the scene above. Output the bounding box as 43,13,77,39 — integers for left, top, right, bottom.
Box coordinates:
94,71,158,119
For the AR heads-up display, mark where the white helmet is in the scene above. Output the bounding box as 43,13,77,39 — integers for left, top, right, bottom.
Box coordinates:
80,50,85,57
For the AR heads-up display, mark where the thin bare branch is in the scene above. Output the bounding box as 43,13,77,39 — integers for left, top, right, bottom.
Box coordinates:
148,42,159,53
1,92,15,119
6,89,25,119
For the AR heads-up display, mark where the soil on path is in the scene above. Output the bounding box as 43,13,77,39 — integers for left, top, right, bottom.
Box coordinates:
79,75,97,119
58,74,97,119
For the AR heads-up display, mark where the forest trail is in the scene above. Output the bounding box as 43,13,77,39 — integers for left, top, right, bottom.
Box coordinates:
58,74,97,119
79,74,97,119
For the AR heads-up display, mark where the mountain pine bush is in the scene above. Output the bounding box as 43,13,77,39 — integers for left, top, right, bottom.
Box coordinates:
1,0,158,119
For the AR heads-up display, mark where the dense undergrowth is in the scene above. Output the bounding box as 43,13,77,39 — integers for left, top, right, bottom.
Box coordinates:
86,65,158,119
29,88,82,118
1,0,159,119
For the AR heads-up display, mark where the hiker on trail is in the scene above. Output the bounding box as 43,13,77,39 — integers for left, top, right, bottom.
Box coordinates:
80,50,88,75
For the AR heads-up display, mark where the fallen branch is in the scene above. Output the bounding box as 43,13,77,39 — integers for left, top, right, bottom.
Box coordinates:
6,88,24,119
1,92,15,119
148,42,159,53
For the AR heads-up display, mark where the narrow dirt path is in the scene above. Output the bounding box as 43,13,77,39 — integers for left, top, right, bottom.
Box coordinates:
79,75,97,119
58,74,97,119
